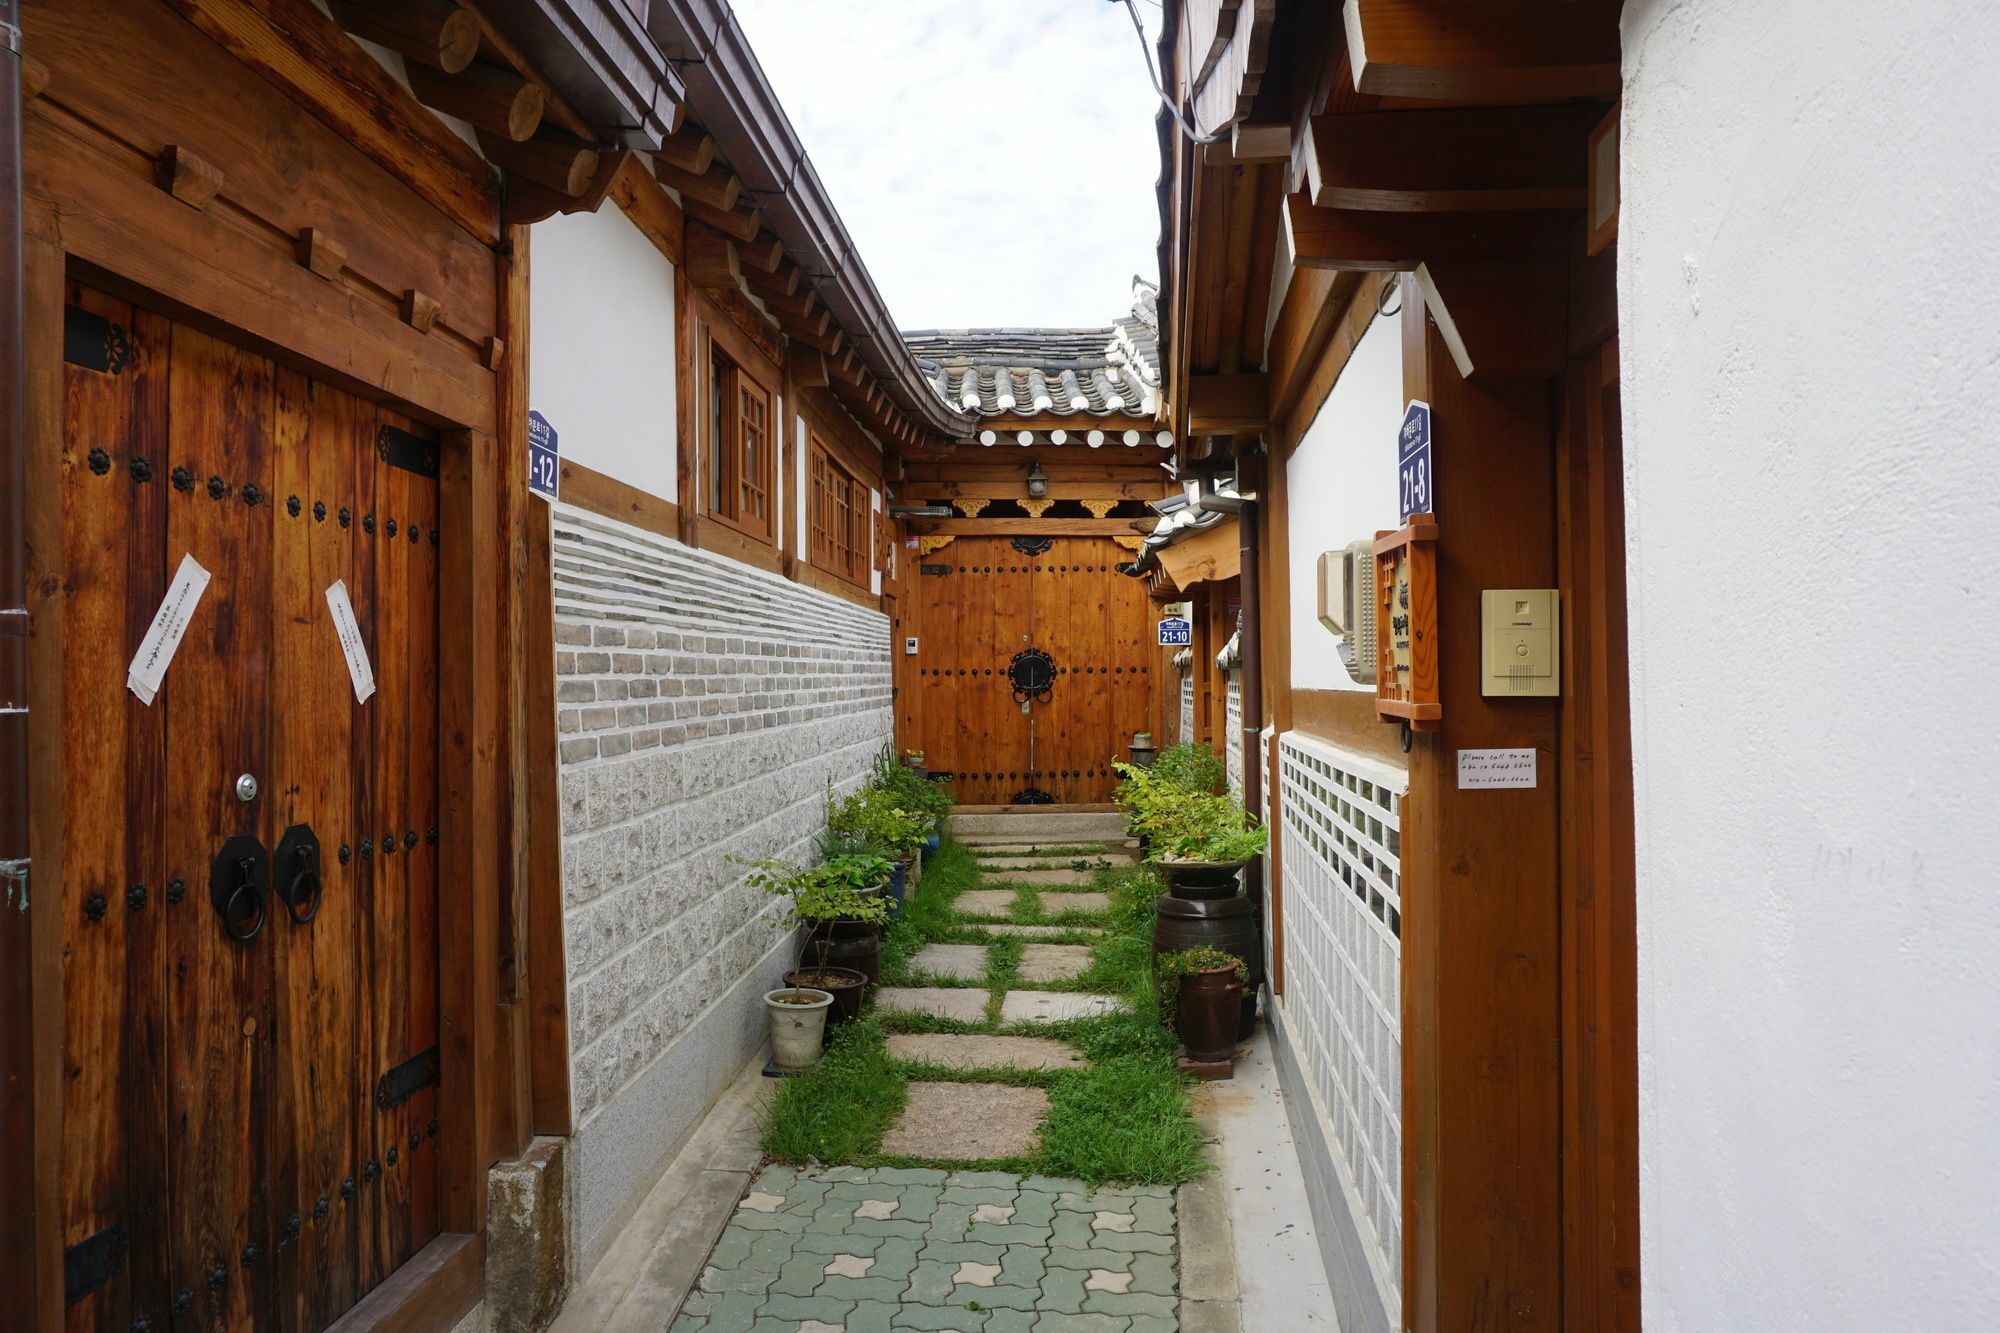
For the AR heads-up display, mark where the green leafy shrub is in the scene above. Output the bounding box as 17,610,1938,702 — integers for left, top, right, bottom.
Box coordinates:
1150,742,1226,794
828,781,928,856
736,851,890,977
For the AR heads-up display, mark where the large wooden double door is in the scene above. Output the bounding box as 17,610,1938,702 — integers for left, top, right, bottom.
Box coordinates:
58,285,441,1331
899,536,1157,804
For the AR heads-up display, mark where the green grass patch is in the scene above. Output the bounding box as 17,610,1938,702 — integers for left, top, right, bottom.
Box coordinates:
757,834,1204,1185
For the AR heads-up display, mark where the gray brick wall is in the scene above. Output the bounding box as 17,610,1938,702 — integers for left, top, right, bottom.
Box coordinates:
551,506,892,1127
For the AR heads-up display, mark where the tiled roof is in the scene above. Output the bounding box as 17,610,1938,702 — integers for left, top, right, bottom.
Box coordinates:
903,280,1161,420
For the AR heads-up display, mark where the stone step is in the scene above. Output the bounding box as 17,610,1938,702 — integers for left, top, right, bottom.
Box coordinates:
878,1083,1047,1159
1036,891,1112,916
1016,944,1093,983
874,987,991,1022
974,867,1101,887
949,811,1131,840
953,889,1020,918
885,1033,1084,1072
977,848,1137,863
999,992,1126,1025
911,942,988,981
972,924,1108,940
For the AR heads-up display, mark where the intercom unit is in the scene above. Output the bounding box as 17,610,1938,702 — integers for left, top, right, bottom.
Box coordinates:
1480,588,1560,697
1316,540,1377,684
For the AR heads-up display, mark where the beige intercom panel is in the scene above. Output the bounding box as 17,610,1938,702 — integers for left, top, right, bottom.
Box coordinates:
1317,541,1377,684
1481,588,1560,697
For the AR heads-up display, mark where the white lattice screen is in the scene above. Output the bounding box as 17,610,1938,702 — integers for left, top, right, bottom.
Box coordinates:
1178,674,1194,746
1225,673,1243,794
1276,731,1405,1317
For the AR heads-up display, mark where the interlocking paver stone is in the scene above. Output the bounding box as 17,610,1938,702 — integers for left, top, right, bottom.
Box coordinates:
1037,891,1113,915
953,889,1021,917
685,1167,1178,1329
875,987,993,1022
998,991,1126,1025
1016,944,1094,982
881,1083,1048,1159
886,1033,1084,1072
912,942,991,980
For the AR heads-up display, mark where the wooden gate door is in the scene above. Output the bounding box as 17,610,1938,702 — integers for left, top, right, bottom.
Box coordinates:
58,284,441,1332
905,536,1154,804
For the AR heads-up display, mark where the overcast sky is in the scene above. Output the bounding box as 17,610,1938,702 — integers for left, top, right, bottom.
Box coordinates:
729,0,1166,333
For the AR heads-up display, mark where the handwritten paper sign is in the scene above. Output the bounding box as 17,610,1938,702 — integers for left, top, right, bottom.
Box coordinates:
1456,748,1537,789
325,579,376,704
127,553,211,705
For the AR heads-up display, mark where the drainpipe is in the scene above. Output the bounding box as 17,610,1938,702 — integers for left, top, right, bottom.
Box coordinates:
0,0,33,1306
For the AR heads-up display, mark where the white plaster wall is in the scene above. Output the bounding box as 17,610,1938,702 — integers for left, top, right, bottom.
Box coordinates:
1620,3,2000,1327
1286,314,1403,692
529,206,679,502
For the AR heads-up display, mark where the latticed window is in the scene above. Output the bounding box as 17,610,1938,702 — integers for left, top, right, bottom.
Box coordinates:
810,437,868,584
707,345,773,539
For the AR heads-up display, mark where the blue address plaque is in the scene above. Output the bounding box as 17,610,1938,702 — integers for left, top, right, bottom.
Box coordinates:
528,409,560,502
1398,399,1433,523
1158,616,1192,647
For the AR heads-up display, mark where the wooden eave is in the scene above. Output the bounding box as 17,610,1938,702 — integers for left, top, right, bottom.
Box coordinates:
1152,517,1241,592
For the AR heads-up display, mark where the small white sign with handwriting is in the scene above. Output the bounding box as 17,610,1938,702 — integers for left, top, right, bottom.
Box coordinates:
325,579,376,705
127,553,211,705
1456,748,1537,789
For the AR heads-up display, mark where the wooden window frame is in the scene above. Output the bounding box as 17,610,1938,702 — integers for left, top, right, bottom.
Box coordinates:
705,341,776,542
809,434,871,586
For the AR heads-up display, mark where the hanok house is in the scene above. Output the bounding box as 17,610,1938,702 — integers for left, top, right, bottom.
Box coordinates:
0,1,982,1329
894,283,1178,806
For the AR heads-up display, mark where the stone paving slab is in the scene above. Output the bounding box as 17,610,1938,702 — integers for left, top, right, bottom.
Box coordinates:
911,943,990,981
1038,892,1113,916
954,889,1022,918
879,1083,1049,1159
974,924,1108,940
886,1033,1085,1072
1016,944,1095,983
875,987,993,1022
1000,992,1128,1025
976,868,1102,886
674,1168,1177,1331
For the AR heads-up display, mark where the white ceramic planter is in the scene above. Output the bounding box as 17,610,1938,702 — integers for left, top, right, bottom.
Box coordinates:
765,988,834,1070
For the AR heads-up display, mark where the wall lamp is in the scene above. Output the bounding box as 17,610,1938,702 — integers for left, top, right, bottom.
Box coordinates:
1025,461,1049,499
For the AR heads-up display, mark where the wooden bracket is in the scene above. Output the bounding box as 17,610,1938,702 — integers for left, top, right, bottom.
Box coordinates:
406,59,546,143
156,145,224,209
401,289,441,334
328,0,480,74
295,228,346,281
684,221,741,291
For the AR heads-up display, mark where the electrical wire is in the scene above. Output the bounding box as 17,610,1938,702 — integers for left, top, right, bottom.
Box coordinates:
1117,0,1229,145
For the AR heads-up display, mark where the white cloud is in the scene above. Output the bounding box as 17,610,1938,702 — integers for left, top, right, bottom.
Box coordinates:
729,0,1165,332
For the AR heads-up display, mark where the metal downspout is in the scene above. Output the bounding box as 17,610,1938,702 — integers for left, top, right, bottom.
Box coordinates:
0,0,35,1307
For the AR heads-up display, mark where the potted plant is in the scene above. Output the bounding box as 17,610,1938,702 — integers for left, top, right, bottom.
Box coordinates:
829,782,927,912
1148,790,1269,898
902,748,928,776
872,747,953,860
763,985,835,1071
739,853,890,1024
1158,945,1249,1064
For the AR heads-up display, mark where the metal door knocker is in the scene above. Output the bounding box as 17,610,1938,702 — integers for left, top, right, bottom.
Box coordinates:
1008,648,1056,705
275,823,323,926
209,833,269,942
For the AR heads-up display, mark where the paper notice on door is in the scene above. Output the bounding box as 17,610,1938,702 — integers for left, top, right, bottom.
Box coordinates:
325,579,376,704
127,553,212,705
1457,748,1538,789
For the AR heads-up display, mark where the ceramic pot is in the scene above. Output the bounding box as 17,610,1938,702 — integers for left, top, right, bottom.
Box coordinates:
1175,968,1244,1062
784,965,868,1024
1155,857,1250,900
1153,891,1262,1038
885,860,909,919
765,988,833,1069
805,915,882,987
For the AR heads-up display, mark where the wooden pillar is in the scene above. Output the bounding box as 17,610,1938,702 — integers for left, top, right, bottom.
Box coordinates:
1397,275,1562,1333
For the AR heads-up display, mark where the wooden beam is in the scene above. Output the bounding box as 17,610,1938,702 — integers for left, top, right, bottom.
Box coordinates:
1415,258,1566,378
162,0,499,241
743,259,802,299
1308,105,1602,212
765,287,827,331
481,128,598,197
462,4,597,142
906,518,1150,537
1154,519,1241,590
1187,372,1269,436
329,0,479,73
1343,0,1620,103
682,194,763,242
653,126,716,176
737,232,785,275
1231,121,1293,162
1286,193,1572,269
684,221,741,291
777,311,842,355
606,153,685,266
652,158,742,212
792,347,831,388
406,58,546,142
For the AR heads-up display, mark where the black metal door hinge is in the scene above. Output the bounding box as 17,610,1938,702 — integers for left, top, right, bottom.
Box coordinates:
376,1045,441,1110
64,1225,128,1306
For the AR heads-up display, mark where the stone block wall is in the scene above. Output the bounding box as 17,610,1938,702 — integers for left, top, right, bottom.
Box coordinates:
548,505,892,1264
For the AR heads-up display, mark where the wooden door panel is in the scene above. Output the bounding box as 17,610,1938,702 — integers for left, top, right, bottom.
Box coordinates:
59,287,442,1333
59,286,172,1333
163,320,279,1331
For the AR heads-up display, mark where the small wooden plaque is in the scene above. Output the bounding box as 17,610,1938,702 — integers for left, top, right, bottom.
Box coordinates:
1374,514,1442,731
